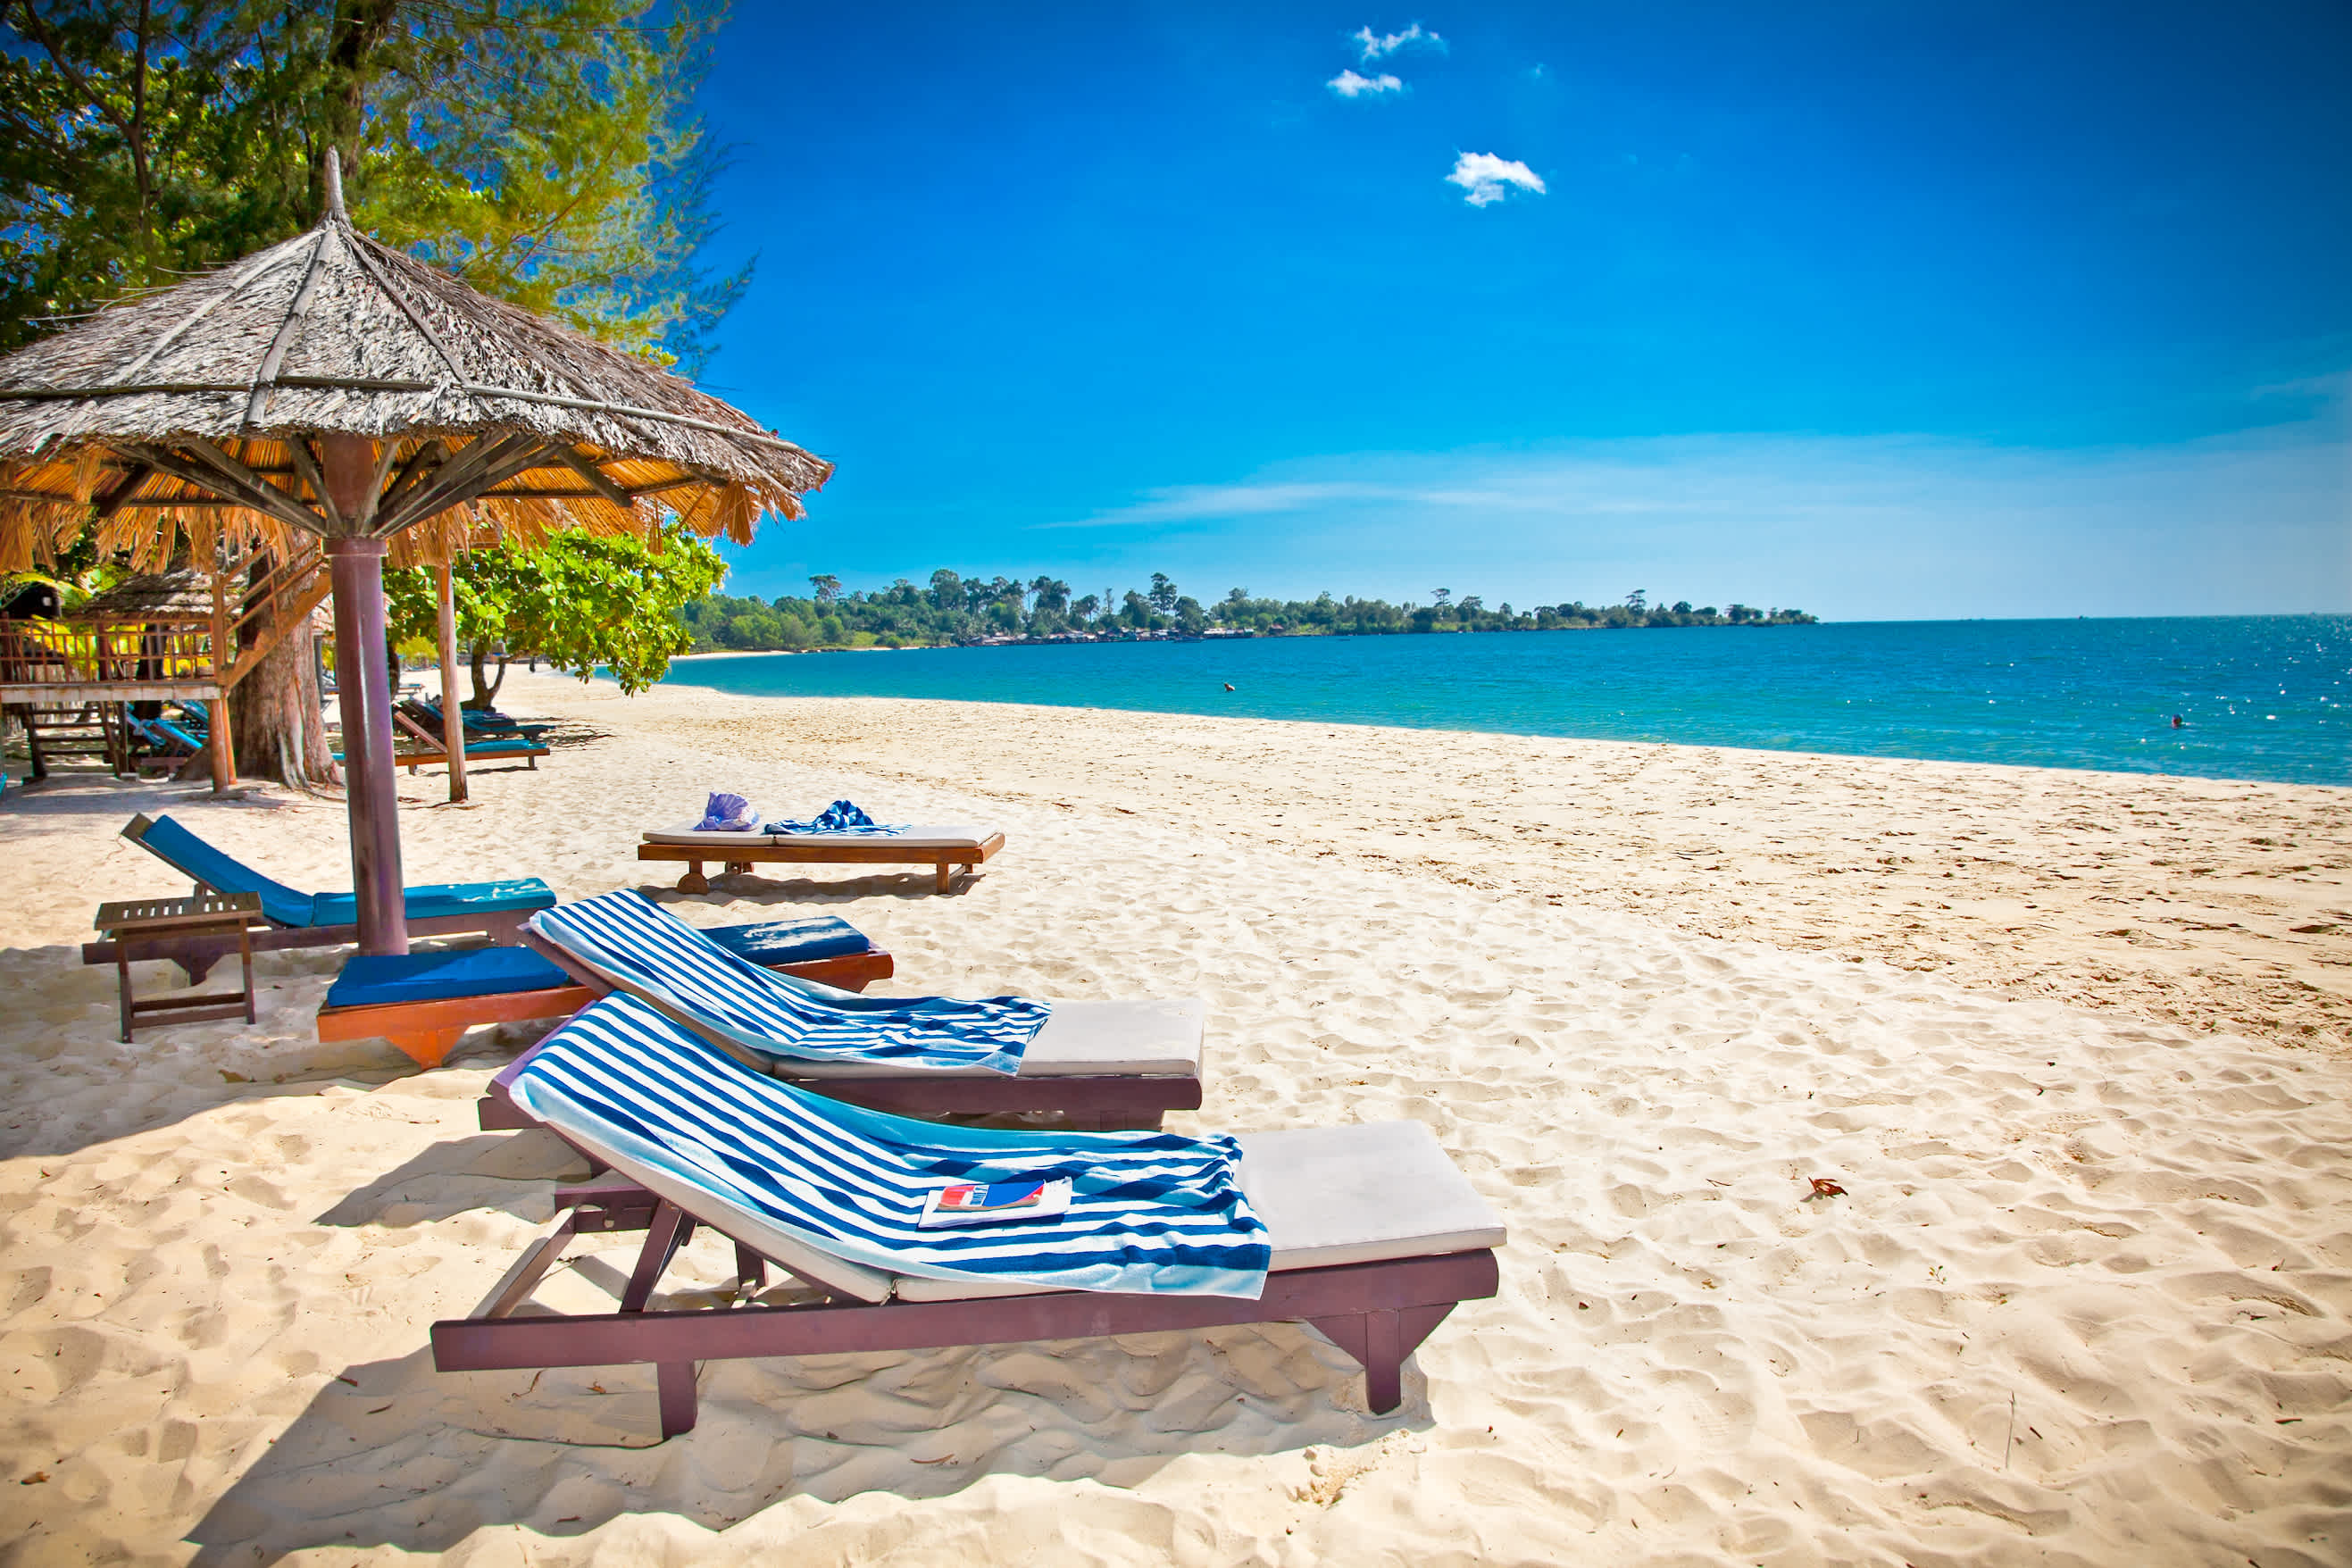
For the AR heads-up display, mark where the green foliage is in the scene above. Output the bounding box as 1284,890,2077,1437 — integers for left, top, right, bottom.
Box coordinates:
676,571,1816,651
387,525,726,695
0,0,741,365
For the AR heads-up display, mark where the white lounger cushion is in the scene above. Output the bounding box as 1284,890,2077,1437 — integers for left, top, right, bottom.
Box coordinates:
641,822,1000,850
891,1120,1505,1302
640,812,774,848
780,997,1204,1080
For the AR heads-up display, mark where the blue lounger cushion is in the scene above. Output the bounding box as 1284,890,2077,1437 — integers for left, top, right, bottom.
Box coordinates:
329,946,568,1008
309,880,563,927
705,914,872,966
131,813,556,930
324,915,874,1008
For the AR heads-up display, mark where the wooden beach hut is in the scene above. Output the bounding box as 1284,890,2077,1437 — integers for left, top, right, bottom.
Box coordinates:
0,152,830,954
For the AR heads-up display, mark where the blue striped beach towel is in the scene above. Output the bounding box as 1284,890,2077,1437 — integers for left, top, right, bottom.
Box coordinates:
766,799,906,835
530,888,1046,1073
513,994,1270,1297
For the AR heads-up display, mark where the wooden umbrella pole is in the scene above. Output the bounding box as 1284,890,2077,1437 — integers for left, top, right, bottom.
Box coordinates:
435,563,468,804
325,536,408,955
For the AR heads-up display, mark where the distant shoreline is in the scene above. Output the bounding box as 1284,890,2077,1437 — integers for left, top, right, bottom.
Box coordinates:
639,617,2346,790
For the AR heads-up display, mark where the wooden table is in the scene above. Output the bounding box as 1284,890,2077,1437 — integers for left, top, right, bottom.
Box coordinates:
93,891,264,1043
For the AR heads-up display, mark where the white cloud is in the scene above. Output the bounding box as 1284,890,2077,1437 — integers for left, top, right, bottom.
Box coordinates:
1352,22,1443,61
1328,69,1404,97
1446,151,1546,206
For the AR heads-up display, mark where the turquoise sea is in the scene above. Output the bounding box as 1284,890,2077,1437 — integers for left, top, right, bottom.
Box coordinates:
654,617,2350,788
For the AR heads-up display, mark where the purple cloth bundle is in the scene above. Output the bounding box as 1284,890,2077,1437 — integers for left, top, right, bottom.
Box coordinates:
696,792,759,832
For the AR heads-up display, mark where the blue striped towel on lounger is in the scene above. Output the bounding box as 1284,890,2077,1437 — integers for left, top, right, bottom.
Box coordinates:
530,888,1045,1073
513,993,1271,1297
766,799,906,835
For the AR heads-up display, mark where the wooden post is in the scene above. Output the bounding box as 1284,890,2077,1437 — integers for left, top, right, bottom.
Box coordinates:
205,570,234,791
325,534,407,955
435,563,468,804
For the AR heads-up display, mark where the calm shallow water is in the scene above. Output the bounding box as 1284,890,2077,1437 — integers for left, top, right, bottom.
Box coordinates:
654,617,2350,787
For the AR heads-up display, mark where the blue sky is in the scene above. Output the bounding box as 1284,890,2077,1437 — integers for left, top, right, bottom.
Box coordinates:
691,2,2350,619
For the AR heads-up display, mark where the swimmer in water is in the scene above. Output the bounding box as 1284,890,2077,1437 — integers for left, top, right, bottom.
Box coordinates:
1223,682,1235,692
2171,713,2185,729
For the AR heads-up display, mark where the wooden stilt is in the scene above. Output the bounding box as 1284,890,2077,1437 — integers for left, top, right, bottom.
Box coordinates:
434,563,468,804
206,694,234,791
206,573,234,791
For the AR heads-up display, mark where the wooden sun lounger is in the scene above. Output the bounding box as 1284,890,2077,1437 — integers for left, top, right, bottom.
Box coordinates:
87,907,538,985
491,926,1205,1131
637,823,1006,895
321,944,896,1070
432,1171,1502,1440
86,813,554,982
389,709,547,772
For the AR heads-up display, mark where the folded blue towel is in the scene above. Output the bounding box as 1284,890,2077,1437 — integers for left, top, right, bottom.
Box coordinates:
766,799,907,836
696,791,759,832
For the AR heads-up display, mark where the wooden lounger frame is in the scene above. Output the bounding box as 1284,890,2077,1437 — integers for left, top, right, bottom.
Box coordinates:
321,947,896,1070
636,830,1006,896
489,929,1203,1131
85,907,533,986
431,1172,1501,1439
390,709,546,773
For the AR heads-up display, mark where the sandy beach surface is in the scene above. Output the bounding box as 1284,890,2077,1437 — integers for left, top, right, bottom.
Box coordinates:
2,669,2347,1566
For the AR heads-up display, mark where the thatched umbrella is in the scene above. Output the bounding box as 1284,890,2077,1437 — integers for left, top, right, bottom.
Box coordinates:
0,153,830,953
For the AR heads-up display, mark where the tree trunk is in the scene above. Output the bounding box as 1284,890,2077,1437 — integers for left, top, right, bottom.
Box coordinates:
466,640,508,709
230,616,338,788
230,557,338,788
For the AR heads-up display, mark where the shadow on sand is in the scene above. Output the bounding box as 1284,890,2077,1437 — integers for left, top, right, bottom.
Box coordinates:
185,1314,1427,1564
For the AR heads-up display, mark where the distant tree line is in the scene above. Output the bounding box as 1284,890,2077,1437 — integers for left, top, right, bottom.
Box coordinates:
677,572,1815,652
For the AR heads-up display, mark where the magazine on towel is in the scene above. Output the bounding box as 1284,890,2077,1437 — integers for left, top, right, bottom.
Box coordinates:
918,1177,1073,1228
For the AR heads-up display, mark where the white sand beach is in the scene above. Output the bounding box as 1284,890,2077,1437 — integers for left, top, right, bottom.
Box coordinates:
2,672,2347,1566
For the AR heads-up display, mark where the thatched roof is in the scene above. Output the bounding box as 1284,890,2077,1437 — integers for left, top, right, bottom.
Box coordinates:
0,156,830,572
76,568,212,621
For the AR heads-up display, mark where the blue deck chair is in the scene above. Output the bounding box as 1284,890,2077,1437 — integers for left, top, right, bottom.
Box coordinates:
84,813,556,980
413,697,555,742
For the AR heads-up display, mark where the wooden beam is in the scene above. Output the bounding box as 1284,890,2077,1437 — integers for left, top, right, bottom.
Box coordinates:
0,375,433,399
283,435,335,526
0,681,223,703
91,463,154,523
128,441,324,533
552,447,638,515
242,228,331,427
371,432,538,536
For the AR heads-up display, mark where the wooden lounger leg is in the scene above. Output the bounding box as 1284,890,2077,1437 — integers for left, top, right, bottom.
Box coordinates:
936,861,952,895
656,1359,699,1438
734,1242,767,1297
391,1025,470,1070
620,1203,693,1314
676,860,710,895
1309,1302,1458,1414
618,1204,701,1439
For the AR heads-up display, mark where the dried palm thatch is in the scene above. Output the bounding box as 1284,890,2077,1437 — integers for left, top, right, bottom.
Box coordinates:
0,162,830,572
74,568,213,621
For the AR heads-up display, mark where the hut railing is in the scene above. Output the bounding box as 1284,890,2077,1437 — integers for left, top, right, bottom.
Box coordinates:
0,613,220,693
216,541,329,690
